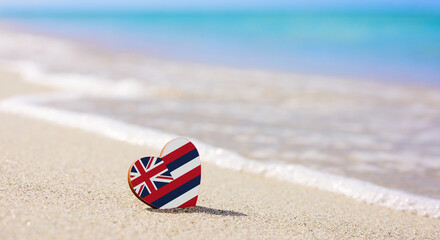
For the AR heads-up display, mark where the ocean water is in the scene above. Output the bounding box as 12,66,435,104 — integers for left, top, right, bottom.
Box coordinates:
1,9,440,84
1,10,440,217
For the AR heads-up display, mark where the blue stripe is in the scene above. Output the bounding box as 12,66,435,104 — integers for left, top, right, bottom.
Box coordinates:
161,169,172,177
167,149,199,172
152,175,201,208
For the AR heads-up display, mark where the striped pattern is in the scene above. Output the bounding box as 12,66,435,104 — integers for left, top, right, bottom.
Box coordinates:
128,138,201,209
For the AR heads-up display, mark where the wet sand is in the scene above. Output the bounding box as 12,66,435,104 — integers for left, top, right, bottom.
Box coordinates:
1,71,440,239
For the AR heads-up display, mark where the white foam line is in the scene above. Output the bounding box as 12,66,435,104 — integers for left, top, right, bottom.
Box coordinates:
0,60,148,99
1,94,440,218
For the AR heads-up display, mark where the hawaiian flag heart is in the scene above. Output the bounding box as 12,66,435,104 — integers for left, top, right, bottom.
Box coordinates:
128,138,201,209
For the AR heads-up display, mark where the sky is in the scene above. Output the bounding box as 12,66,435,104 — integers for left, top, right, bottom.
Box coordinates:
1,0,440,10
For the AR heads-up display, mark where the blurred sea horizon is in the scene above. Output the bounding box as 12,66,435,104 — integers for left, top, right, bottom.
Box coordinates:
1,5,440,217
1,8,440,85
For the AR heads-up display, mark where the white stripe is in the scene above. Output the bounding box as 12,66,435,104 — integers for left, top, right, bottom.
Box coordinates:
160,185,199,209
161,138,190,156
170,156,201,179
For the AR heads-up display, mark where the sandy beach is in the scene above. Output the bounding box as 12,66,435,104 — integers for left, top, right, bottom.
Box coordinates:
1,70,440,239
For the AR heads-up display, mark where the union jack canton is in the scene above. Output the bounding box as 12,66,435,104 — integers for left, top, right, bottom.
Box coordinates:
130,156,174,198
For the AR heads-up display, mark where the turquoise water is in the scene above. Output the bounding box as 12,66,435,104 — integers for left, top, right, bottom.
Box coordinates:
1,9,440,84
1,8,440,207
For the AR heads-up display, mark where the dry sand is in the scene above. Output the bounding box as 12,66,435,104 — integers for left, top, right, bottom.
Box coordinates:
1,71,440,239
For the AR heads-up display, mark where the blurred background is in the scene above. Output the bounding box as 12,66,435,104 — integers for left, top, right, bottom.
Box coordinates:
0,0,439,201
1,0,440,84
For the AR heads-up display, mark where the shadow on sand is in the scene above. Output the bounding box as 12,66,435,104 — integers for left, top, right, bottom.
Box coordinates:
147,206,247,217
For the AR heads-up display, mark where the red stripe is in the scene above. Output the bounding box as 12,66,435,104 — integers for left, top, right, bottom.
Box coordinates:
155,176,173,180
178,196,198,208
138,184,144,195
143,165,201,203
162,142,195,165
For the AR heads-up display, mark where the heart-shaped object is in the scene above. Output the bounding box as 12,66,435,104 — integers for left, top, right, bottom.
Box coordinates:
128,138,201,209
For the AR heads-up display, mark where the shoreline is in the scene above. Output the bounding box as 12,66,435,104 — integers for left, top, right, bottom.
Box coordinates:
1,21,439,89
1,23,440,218
1,90,440,219
1,70,440,239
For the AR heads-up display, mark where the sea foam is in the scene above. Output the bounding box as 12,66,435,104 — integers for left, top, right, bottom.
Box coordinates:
1,90,440,219
1,35,440,218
